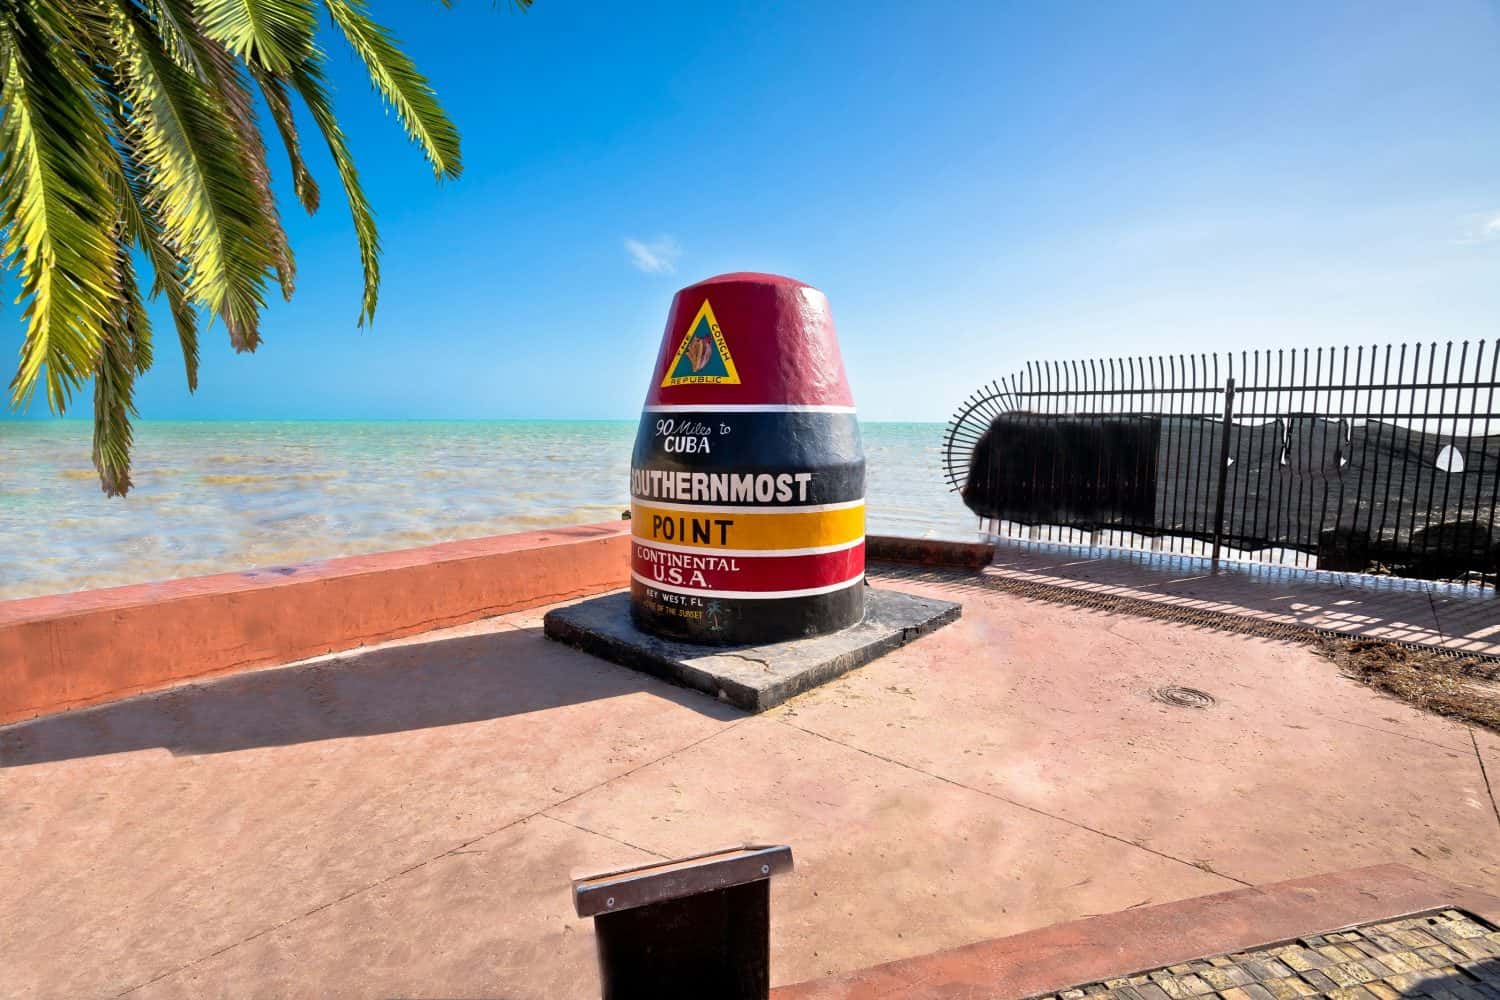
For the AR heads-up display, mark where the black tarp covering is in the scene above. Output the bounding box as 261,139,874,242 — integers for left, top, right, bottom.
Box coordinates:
962,415,1160,526
963,413,1500,576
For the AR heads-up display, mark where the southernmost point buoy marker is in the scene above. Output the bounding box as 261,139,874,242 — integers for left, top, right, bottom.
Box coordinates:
543,272,961,713
630,273,865,644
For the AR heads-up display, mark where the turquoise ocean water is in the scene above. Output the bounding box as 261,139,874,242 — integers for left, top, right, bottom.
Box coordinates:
0,421,976,601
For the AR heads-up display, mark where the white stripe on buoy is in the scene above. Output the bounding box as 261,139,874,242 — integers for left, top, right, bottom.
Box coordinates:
641,404,856,414
632,537,865,558
631,497,865,515
630,571,864,600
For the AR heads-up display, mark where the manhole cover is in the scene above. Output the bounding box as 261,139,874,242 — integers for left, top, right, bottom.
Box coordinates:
1151,686,1216,709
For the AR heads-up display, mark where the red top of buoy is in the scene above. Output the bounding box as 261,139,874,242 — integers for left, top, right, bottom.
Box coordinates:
642,273,855,408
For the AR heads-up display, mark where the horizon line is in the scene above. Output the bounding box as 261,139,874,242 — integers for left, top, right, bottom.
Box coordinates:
0,415,947,425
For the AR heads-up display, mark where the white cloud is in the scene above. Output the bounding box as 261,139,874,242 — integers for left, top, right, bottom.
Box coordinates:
1458,212,1500,243
624,236,681,274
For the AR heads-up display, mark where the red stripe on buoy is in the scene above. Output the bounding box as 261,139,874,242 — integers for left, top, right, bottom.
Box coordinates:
642,273,854,409
631,540,865,594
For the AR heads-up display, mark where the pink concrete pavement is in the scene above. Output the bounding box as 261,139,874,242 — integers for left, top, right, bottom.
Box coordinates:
3,571,1498,998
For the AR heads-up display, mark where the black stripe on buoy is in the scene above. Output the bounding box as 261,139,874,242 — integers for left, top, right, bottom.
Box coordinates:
630,576,864,645
632,411,864,506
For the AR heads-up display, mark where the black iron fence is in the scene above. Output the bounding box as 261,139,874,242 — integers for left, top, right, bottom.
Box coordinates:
942,340,1500,589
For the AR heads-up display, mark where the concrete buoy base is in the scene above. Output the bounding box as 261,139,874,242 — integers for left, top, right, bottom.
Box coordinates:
543,588,960,713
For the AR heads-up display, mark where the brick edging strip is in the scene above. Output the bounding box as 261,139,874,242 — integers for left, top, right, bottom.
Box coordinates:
772,864,1500,999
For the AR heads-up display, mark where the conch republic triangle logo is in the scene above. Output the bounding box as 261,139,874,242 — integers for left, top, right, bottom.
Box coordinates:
661,299,741,387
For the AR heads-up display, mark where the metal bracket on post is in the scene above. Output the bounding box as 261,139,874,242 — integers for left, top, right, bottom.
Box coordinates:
573,844,794,1000
1210,377,1237,573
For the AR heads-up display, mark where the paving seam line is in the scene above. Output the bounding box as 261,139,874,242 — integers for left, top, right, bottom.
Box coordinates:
536,813,671,861
902,568,1500,663
775,717,1252,888
114,717,751,996
1472,729,1500,834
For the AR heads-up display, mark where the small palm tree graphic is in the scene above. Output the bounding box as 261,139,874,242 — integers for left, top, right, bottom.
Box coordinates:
705,601,725,632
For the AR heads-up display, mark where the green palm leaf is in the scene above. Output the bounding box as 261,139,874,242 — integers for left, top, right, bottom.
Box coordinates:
2,0,528,494
114,131,201,391
253,65,320,213
141,0,208,78
113,0,277,350
322,0,461,179
198,29,298,300
290,57,382,325
198,0,316,75
0,1,122,413
92,242,148,496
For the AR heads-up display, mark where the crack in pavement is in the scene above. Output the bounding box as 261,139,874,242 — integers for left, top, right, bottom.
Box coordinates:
1328,714,1472,753
537,813,670,861
778,718,1253,888
115,718,749,997
714,652,774,672
1472,728,1500,835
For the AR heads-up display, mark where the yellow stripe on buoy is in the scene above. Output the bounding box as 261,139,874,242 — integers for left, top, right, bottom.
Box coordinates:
631,501,865,551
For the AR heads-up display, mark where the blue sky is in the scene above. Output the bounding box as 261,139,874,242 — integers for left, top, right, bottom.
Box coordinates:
6,0,1500,422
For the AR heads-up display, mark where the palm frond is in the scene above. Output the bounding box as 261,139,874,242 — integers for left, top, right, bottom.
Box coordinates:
125,259,154,377
252,64,320,213
197,28,297,300
114,130,201,390
141,0,209,78
290,57,381,324
4,0,495,493
322,0,460,179
0,1,122,413
435,2,536,9
113,0,277,350
92,239,147,496
198,0,316,75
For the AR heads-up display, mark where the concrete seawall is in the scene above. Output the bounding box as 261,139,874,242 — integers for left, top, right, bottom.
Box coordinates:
0,522,632,726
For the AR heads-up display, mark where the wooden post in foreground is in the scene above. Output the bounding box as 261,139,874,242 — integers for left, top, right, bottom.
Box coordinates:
573,844,794,1000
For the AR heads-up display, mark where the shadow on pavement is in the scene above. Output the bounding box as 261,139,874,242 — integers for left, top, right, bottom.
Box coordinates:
1,625,740,767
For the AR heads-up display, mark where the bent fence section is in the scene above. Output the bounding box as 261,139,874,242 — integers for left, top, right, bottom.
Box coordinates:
942,340,1500,589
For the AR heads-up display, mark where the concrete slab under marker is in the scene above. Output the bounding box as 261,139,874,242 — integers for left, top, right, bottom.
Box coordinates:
541,587,960,712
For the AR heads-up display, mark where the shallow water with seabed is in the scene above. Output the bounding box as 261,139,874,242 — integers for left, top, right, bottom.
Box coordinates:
0,420,975,600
